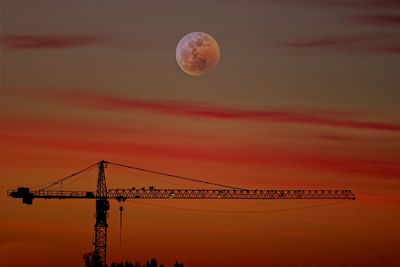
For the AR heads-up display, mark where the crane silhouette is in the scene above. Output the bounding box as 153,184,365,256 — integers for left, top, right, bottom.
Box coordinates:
8,160,356,267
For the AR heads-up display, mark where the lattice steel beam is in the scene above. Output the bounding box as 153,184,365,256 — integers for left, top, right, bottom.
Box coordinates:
8,188,356,201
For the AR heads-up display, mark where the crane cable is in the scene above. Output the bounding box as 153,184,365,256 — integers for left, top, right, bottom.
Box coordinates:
31,160,245,191
111,166,182,187
63,166,96,187
107,161,245,190
35,161,100,190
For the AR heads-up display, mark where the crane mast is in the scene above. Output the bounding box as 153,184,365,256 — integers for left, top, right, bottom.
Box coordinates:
7,160,356,267
94,160,109,267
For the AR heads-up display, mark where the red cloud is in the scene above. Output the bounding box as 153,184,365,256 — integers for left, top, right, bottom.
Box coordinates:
340,0,400,8
315,134,359,142
358,14,400,27
298,0,400,9
42,90,400,132
2,131,400,179
282,34,400,54
1,114,399,179
0,35,104,49
366,46,400,53
283,36,373,48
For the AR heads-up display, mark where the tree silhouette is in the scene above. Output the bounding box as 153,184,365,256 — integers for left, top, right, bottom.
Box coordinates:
83,251,102,267
173,261,184,267
84,252,183,267
110,262,134,267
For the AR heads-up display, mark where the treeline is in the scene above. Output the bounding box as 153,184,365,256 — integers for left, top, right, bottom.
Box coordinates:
83,251,184,267
110,259,184,267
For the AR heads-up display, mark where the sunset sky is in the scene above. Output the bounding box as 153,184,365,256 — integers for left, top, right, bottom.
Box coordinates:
1,1,400,266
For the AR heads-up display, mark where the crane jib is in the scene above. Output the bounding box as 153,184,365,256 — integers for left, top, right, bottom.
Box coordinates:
7,187,356,204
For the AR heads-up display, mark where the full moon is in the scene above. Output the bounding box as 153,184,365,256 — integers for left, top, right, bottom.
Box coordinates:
176,32,221,77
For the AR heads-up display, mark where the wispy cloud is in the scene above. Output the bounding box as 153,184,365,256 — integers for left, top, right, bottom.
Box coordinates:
1,114,399,179
283,35,373,48
330,0,400,9
288,0,400,9
0,35,104,49
2,132,399,179
357,14,400,27
40,90,400,132
281,33,400,54
315,134,360,142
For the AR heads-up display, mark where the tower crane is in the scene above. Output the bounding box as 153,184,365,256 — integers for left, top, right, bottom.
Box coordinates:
7,160,356,267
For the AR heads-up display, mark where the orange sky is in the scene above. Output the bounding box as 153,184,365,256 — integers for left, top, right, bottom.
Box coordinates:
1,1,400,266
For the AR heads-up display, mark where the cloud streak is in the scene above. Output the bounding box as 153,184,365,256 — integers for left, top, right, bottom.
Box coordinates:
1,114,399,179
0,35,104,49
282,33,400,54
357,14,400,27
2,132,399,179
283,36,373,48
42,90,400,132
286,0,400,9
